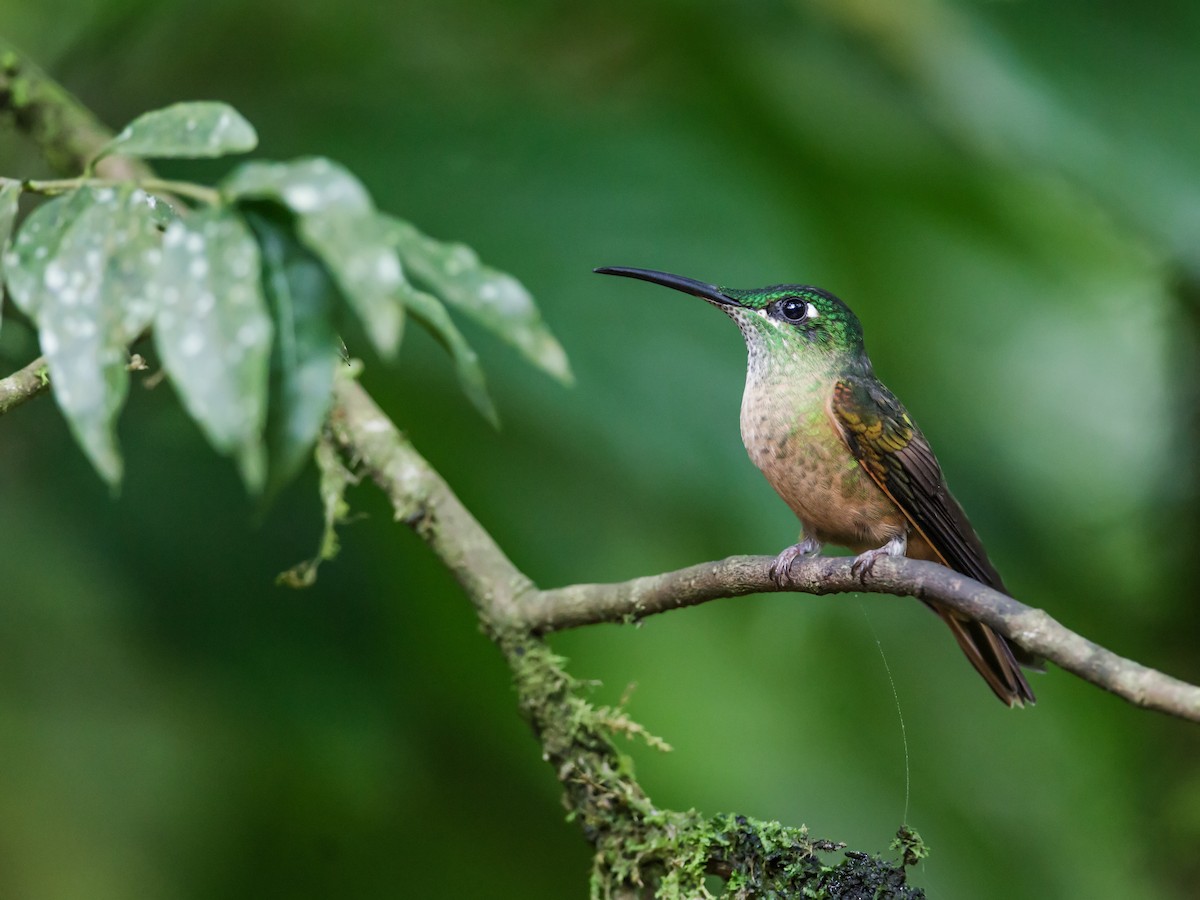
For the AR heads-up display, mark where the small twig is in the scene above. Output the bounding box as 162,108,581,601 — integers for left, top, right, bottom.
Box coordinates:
7,174,219,206
0,355,50,416
1,347,158,413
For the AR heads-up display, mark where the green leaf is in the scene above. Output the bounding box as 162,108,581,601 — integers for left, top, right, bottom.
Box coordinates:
98,101,257,162
297,211,403,357
104,190,168,341
246,209,339,491
398,282,497,426
152,209,273,491
382,215,572,384
3,188,98,319
1,186,161,485
222,157,373,214
0,180,20,338
222,158,403,357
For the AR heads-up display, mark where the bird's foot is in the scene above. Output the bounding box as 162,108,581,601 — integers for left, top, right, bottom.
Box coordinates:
850,533,907,580
769,536,823,587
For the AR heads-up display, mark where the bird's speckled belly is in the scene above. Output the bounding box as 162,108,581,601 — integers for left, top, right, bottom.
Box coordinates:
740,381,908,552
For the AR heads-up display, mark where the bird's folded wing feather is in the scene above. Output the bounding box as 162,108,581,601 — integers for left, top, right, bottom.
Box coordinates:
829,376,1007,592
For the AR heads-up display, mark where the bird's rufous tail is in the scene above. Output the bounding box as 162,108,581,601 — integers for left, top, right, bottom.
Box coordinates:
939,611,1036,707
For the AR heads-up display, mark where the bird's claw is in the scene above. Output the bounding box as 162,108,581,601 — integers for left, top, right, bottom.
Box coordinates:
850,547,887,579
850,534,907,581
769,536,823,587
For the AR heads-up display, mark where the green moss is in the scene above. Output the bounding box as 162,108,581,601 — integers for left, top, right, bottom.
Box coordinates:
503,634,924,899
891,826,929,869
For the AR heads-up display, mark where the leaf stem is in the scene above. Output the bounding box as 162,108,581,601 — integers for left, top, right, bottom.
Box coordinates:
12,175,220,206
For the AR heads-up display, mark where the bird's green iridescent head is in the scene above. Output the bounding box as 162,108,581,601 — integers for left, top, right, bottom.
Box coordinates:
594,266,867,367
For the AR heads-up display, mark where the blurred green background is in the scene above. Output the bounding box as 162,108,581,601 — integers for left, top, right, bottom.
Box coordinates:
2,1,1199,897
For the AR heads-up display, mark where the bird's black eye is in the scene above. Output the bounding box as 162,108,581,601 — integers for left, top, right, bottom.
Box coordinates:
778,297,808,322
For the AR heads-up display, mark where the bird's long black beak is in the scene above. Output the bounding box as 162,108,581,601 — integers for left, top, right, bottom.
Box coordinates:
594,266,740,307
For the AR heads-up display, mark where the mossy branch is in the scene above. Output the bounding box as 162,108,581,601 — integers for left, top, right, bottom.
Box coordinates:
328,372,924,896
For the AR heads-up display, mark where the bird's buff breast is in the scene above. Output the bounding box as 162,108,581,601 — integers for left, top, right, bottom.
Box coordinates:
740,381,907,550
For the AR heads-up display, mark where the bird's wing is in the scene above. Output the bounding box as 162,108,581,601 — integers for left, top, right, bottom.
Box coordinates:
830,375,1036,704
828,375,1005,591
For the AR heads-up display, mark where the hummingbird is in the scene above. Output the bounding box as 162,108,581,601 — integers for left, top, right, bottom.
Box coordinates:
595,265,1036,706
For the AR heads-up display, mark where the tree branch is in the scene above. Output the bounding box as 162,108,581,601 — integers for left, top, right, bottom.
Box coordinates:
532,555,1200,723
0,355,49,415
0,39,147,181
323,367,1200,723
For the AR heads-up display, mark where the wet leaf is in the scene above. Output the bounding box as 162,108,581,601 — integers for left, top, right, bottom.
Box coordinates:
382,214,572,384
2,187,161,485
297,210,403,357
152,208,273,491
398,282,496,426
222,157,372,215
3,189,99,319
223,158,403,357
247,209,340,491
97,101,257,162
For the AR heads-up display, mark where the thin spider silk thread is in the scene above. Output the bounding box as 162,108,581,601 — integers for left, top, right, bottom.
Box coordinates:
857,601,910,825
